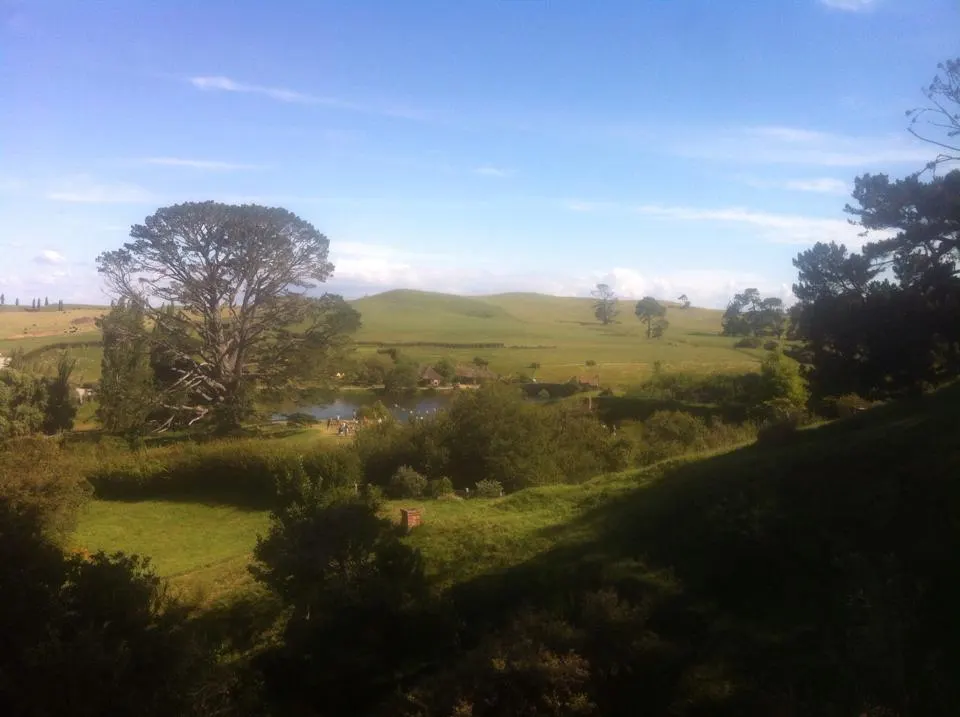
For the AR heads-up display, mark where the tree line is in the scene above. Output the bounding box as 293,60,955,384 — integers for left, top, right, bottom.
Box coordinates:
0,295,66,310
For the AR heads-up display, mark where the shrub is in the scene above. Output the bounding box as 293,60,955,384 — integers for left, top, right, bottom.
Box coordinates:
427,476,454,498
285,412,319,426
0,436,92,542
388,465,428,499
88,439,361,509
734,336,762,349
474,479,503,498
537,388,551,400
763,340,780,351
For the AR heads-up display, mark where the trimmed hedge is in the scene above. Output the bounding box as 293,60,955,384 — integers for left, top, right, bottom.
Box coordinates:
88,439,361,509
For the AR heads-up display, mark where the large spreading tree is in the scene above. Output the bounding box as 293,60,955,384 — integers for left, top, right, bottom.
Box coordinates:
721,288,786,338
96,201,360,431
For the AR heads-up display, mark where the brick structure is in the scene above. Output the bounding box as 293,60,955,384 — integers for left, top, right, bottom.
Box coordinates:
400,508,422,532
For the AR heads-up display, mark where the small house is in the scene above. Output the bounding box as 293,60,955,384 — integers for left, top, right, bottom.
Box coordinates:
418,366,444,387
574,375,600,390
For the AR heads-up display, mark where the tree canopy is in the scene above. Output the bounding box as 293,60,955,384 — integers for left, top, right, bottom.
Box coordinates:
721,289,786,338
96,201,360,430
634,296,666,339
591,283,619,325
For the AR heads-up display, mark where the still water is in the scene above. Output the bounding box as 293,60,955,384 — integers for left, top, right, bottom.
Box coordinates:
273,391,455,421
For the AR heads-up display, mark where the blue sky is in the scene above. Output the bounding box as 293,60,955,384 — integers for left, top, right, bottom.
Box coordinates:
1,0,957,307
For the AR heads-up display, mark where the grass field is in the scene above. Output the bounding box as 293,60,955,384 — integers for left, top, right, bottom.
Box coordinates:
347,290,760,384
0,290,760,387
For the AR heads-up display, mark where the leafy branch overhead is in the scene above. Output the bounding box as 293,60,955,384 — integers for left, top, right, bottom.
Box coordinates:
96,201,360,431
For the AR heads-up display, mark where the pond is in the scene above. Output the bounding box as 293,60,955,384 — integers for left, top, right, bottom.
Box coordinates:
271,390,457,421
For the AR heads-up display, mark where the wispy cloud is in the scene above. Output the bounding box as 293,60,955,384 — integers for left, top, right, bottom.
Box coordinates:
740,175,850,195
324,240,780,307
47,177,155,204
819,0,878,11
676,125,931,168
783,177,850,194
188,75,428,120
474,166,511,178
633,203,872,246
143,157,262,171
34,250,66,265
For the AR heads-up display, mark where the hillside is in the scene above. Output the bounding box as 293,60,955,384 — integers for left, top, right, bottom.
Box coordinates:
73,381,960,713
351,289,757,384
0,289,760,386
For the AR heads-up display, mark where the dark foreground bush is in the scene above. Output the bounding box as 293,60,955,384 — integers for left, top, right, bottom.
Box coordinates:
0,499,231,717
88,439,362,509
734,336,763,349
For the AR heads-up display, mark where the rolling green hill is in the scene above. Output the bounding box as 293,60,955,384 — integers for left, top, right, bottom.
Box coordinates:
350,289,759,383
0,289,762,386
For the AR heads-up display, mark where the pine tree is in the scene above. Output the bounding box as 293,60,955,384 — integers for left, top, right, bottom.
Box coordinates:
96,299,156,435
31,299,35,309
14,298,19,307
44,297,48,307
0,293,5,306
42,352,78,434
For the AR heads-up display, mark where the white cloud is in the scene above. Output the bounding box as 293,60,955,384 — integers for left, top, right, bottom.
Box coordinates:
188,75,426,120
782,177,850,194
324,240,777,307
474,166,511,178
143,157,261,171
34,250,66,265
47,177,155,204
633,203,872,246
819,0,878,11
678,125,932,168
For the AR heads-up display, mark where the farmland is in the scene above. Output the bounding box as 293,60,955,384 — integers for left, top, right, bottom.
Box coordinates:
2,289,763,386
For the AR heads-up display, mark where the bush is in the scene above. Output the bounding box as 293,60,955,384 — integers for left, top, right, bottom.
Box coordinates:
734,336,762,349
763,340,780,351
427,476,454,498
388,465,428,499
474,479,503,498
0,436,92,542
88,439,362,509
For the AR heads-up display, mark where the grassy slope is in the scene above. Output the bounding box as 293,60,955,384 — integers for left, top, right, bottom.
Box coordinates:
351,289,759,384
73,382,960,631
0,290,758,387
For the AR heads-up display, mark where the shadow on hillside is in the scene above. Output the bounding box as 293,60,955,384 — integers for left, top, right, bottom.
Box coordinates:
446,387,960,713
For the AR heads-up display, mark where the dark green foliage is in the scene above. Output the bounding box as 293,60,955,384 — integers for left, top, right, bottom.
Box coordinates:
433,357,457,382
0,368,47,437
0,499,223,717
88,440,361,509
251,489,439,715
426,476,454,498
763,340,779,351
41,351,77,434
0,436,92,542
354,384,629,492
474,479,504,498
389,465,428,498
734,336,762,349
592,283,619,325
722,288,786,337
634,296,666,338
384,357,420,395
793,170,960,398
96,300,155,435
